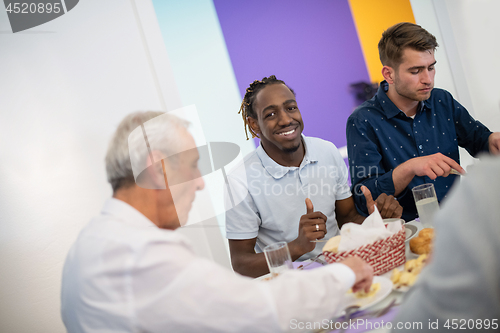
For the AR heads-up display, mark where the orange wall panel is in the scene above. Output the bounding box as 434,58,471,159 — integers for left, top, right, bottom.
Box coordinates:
349,0,415,83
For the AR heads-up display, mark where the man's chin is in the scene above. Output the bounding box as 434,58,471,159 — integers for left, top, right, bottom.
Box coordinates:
417,89,433,101
283,144,300,153
177,210,190,227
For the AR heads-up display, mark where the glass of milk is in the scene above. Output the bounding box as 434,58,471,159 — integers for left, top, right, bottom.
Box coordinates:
412,183,440,228
263,242,293,278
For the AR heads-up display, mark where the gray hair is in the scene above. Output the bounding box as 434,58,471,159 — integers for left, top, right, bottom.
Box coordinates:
105,111,190,192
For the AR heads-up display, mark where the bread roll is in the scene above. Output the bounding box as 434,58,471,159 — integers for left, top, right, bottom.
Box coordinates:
322,235,341,253
409,228,434,254
419,228,434,239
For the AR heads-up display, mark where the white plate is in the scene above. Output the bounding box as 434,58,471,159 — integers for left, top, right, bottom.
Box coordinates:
338,276,393,313
404,224,418,242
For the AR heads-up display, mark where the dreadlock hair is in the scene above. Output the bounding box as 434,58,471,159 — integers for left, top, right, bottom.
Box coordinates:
238,75,295,140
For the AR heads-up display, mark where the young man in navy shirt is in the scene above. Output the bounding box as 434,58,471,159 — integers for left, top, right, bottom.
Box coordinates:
347,22,500,221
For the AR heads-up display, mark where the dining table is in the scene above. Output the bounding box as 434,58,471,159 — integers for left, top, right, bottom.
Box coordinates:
293,219,425,333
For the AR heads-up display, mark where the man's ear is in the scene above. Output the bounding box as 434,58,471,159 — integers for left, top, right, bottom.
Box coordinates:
382,65,395,84
247,116,260,137
145,150,170,189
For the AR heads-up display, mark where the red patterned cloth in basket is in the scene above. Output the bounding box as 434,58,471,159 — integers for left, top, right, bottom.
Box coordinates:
322,228,406,275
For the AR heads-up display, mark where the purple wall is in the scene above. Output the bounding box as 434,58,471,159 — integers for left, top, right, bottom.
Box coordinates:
213,0,370,149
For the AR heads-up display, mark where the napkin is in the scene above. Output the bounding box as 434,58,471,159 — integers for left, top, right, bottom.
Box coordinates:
337,206,401,252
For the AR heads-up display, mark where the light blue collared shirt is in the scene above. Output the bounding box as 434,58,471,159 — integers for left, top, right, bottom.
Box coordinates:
225,135,352,261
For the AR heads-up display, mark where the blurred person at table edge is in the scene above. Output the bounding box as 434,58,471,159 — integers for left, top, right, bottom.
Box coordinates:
61,111,375,333
347,22,500,222
392,155,500,331
225,76,403,278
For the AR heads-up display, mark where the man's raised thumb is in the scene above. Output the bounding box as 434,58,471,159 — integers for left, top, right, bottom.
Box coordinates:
305,198,314,214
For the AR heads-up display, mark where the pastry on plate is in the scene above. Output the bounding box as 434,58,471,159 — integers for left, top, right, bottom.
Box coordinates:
409,228,434,254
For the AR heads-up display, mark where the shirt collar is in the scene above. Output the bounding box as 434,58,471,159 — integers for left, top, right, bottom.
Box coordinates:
101,198,158,229
377,80,432,119
256,135,318,180
422,97,432,110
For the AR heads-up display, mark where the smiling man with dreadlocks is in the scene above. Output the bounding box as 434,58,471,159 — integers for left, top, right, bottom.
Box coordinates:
225,75,403,278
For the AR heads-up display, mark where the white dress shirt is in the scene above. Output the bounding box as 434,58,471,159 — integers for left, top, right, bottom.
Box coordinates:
61,198,356,332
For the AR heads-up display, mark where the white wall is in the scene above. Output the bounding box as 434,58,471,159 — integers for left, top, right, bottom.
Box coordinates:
0,1,230,332
0,2,159,331
411,0,500,169
443,0,500,132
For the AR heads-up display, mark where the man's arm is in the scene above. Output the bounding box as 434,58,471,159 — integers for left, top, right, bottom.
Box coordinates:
228,238,269,278
135,229,375,332
391,153,465,196
346,114,398,216
229,199,328,278
347,114,465,207
335,197,365,228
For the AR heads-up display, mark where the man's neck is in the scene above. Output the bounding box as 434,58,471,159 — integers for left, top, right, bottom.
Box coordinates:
113,186,179,229
386,85,420,117
261,139,305,167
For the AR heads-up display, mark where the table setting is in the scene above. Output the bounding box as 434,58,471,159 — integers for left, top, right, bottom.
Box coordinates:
257,183,441,333
315,218,426,333
258,219,428,332
315,217,425,333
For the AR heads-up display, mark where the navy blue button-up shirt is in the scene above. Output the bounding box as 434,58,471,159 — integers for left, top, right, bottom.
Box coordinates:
347,81,492,221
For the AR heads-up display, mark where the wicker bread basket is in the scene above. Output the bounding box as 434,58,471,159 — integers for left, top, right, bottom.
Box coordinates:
322,228,406,275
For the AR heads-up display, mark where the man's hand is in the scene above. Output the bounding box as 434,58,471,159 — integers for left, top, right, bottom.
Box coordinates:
489,132,500,155
340,256,374,293
288,198,327,258
392,153,465,195
361,186,402,218
409,153,465,179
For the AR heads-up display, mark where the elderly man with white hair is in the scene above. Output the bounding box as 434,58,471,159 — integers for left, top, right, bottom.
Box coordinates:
61,111,374,333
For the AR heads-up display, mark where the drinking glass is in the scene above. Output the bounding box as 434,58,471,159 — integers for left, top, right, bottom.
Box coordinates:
263,242,293,278
412,183,440,228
